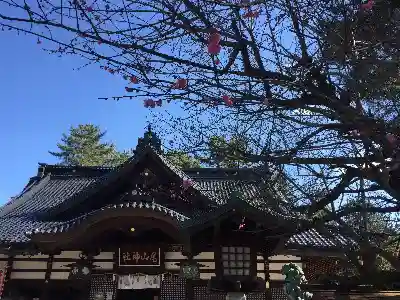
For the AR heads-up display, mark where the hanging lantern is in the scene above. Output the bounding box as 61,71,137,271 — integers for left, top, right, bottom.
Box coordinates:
179,261,200,279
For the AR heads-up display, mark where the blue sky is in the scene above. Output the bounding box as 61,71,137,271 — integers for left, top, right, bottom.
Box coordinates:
0,31,171,205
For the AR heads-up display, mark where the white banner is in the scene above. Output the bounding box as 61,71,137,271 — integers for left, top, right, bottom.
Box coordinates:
118,274,161,290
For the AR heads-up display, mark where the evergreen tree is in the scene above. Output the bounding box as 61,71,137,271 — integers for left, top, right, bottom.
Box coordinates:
165,150,201,169
49,124,130,167
204,135,250,168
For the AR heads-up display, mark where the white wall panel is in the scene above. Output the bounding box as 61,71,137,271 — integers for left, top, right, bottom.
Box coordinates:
257,263,264,271
199,262,215,270
165,262,180,270
165,252,185,260
268,255,301,261
257,272,265,279
50,272,70,280
269,261,302,271
269,273,284,280
94,252,114,260
94,261,114,270
52,262,70,270
14,254,48,259
12,261,47,269
54,251,81,259
199,273,214,279
10,272,45,279
193,252,214,260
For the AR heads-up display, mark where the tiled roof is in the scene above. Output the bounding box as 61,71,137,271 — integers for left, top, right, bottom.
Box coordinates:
287,228,355,249
192,179,295,216
195,179,262,205
0,148,354,250
39,147,220,218
0,217,63,243
182,192,301,232
24,201,353,251
26,201,190,236
0,215,354,250
0,174,99,218
151,152,221,202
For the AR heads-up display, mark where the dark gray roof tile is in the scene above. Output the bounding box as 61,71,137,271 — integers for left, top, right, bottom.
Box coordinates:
287,228,355,249
27,201,190,236
0,175,98,218
0,152,354,250
0,217,63,243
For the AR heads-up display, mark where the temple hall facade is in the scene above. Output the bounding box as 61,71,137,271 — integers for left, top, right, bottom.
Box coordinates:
0,130,352,300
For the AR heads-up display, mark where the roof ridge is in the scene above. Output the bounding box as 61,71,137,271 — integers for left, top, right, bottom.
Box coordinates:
39,163,117,170
50,173,104,179
155,152,220,202
183,167,256,171
37,163,116,178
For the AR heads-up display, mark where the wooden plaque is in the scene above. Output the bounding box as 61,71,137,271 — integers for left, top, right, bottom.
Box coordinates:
118,248,161,267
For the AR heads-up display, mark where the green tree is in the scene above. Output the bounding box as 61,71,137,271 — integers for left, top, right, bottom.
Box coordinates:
4,0,400,272
204,135,250,168
164,135,256,169
165,150,201,169
342,198,398,272
49,124,130,167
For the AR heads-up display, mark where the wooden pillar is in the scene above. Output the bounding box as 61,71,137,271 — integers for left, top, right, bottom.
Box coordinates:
2,255,14,298
263,253,271,300
83,252,95,300
213,221,221,278
112,250,119,300
182,252,195,300
40,254,54,300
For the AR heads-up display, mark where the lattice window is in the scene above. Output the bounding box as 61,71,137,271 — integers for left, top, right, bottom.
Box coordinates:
303,257,344,282
270,287,287,300
160,276,186,300
193,286,225,300
222,246,251,276
90,274,116,300
247,292,266,300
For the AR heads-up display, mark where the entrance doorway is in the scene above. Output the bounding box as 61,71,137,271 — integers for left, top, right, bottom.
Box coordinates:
116,289,159,300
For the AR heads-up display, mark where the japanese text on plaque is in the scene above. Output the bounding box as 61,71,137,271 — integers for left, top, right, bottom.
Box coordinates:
120,250,160,266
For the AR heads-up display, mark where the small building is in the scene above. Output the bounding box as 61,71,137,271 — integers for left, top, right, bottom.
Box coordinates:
0,129,352,300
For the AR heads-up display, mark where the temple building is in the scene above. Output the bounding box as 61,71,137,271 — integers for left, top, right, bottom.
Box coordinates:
0,129,353,300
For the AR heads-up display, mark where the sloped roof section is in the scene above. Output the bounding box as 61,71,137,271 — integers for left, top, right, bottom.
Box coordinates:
0,174,100,218
0,147,354,251
26,201,189,236
0,217,63,243
34,147,224,218
287,228,355,249
1,147,284,219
